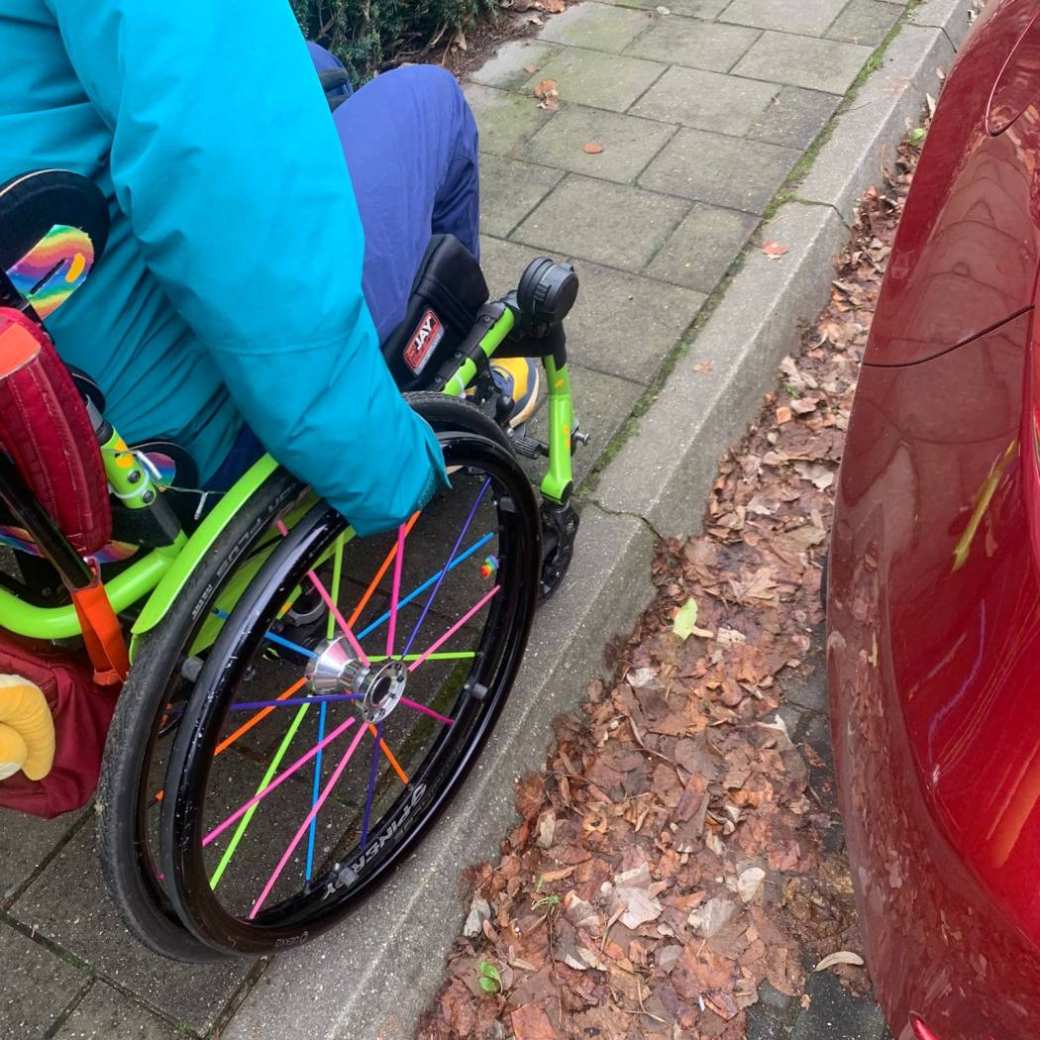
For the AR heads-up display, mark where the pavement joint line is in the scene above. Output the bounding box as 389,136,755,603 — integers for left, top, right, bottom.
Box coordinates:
587,495,666,542
2,809,90,912
38,973,94,1040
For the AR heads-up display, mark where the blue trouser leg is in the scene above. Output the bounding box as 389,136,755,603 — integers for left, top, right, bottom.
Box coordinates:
312,49,481,341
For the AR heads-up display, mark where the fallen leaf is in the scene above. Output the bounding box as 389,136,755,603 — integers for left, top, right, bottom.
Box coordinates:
687,896,736,938
775,405,793,424
463,895,491,937
541,0,566,11
737,866,766,903
672,598,698,641
615,885,662,929
815,950,865,972
533,79,558,100
761,240,789,259
511,1002,558,1040
582,142,604,155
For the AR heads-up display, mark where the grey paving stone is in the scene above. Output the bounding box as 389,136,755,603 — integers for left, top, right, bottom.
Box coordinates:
1,808,83,903
631,65,779,135
791,970,887,1040
512,175,690,272
827,0,903,45
468,39,559,90
479,235,704,384
639,128,799,213
747,86,840,150
522,47,665,113
11,827,248,1033
464,83,555,157
479,155,564,238
734,31,874,95
52,982,180,1040
0,921,87,1040
721,0,849,35
646,203,759,292
527,364,644,485
524,104,676,183
624,16,761,71
600,0,730,16
538,2,653,52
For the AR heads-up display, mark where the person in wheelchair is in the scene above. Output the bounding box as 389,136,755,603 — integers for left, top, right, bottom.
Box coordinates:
0,0,538,538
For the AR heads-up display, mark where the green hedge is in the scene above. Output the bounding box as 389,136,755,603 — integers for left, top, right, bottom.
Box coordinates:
292,0,496,81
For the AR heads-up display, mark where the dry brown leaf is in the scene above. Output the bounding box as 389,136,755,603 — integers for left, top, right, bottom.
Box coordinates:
511,1002,558,1040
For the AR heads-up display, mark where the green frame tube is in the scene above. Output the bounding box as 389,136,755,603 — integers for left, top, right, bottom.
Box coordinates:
0,305,578,644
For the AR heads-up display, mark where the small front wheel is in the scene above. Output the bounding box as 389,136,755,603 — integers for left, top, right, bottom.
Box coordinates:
159,398,540,956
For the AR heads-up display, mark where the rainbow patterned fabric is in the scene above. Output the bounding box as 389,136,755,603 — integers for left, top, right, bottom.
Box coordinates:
5,224,95,319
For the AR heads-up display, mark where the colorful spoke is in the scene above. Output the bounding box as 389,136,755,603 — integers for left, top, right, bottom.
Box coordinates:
385,522,408,658
408,585,501,673
228,693,361,712
368,723,409,785
359,722,383,850
347,511,421,630
399,698,454,726
204,716,357,847
249,722,369,919
306,532,345,882
215,677,308,757
209,700,310,890
401,479,490,659
354,532,494,642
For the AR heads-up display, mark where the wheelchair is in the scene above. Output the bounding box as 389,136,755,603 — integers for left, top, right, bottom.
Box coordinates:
0,169,582,961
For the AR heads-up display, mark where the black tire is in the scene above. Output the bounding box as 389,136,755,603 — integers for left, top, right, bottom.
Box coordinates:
97,467,304,961
160,396,541,956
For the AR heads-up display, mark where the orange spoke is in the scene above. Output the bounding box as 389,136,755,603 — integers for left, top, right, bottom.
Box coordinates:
346,511,421,629
368,723,409,785
214,676,308,757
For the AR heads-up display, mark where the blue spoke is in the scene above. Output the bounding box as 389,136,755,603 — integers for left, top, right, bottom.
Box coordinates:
304,702,328,882
400,479,491,659
355,531,494,642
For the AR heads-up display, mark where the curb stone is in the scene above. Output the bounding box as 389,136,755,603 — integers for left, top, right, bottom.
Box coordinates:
219,3,977,1037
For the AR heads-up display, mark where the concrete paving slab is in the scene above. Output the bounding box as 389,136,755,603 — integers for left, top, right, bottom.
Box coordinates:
646,202,759,292
11,827,248,1033
623,16,761,72
52,982,180,1040
721,0,849,35
537,1,653,51
796,23,956,223
747,86,840,150
601,0,730,16
1,921,88,1040
479,154,565,238
1,808,83,904
592,200,847,536
631,64,780,134
909,0,979,49
522,46,665,112
221,504,657,1040
792,971,889,1040
524,103,677,183
463,82,555,157
639,127,800,213
734,32,875,95
479,234,705,384
467,38,560,89
512,174,690,272
827,0,903,45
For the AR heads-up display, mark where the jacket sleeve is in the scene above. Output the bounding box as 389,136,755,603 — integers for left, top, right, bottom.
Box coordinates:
44,0,447,536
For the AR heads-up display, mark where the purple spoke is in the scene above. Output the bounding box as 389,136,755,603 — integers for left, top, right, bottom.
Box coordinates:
401,479,491,659
359,721,383,850
249,722,368,919
228,693,362,712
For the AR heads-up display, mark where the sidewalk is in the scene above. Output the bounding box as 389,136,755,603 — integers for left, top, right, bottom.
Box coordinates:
0,2,972,1038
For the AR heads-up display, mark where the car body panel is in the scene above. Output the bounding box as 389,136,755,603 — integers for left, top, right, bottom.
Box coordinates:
829,2,1040,1037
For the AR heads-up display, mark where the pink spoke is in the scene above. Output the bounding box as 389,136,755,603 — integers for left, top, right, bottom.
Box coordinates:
275,519,368,666
408,585,500,673
399,697,454,726
248,722,369,919
203,717,356,847
386,523,408,659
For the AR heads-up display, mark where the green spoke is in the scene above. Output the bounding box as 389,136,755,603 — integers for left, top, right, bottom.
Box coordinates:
326,534,345,642
365,651,476,663
209,700,311,891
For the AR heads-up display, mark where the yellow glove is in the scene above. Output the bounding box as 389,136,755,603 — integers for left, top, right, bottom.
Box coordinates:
0,675,55,781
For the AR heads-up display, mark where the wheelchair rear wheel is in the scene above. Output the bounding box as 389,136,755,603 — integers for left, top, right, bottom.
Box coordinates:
159,398,540,956
97,467,306,961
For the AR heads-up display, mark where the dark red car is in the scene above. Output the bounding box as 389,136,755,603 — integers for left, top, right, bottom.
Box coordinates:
827,3,1040,1038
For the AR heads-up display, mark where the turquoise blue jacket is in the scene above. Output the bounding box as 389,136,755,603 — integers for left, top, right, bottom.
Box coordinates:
0,0,446,535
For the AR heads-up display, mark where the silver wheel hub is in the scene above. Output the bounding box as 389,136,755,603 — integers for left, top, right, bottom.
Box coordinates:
306,637,407,723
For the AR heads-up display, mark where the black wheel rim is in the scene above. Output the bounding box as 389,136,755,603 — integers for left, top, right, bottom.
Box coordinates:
161,433,539,955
